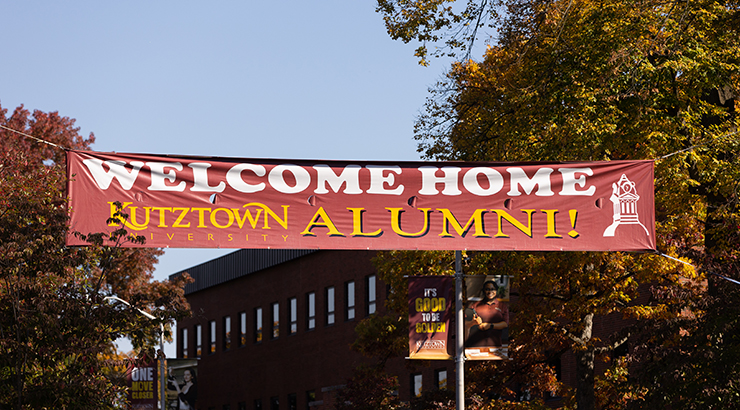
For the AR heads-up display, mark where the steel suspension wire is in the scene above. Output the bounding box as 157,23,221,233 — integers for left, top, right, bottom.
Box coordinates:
656,250,740,286
0,124,68,150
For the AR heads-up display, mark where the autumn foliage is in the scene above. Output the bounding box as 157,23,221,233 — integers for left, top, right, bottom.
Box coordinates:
0,102,192,409
368,0,740,409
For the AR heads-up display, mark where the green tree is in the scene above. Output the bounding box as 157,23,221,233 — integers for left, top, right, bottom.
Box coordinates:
0,102,192,409
374,0,739,408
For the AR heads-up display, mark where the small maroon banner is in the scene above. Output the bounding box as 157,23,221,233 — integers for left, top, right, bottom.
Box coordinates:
408,276,454,360
464,275,511,360
126,359,158,410
66,151,655,251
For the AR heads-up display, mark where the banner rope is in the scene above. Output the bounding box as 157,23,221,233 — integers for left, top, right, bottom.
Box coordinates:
4,120,736,162
5,117,737,276
0,124,68,151
654,250,740,286
657,129,739,160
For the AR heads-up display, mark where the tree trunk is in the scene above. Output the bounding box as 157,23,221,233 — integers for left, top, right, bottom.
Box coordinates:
574,312,596,410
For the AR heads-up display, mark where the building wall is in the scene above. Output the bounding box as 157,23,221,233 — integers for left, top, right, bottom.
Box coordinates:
175,250,455,410
174,249,643,410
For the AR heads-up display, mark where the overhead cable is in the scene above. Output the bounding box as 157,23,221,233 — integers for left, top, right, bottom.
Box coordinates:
655,250,740,286
0,124,67,150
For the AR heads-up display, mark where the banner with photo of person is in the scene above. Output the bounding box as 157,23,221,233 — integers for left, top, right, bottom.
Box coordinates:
464,275,511,360
165,359,198,410
408,276,454,360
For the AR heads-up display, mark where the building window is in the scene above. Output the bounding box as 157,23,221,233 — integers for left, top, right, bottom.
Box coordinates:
345,281,355,321
240,312,247,347
411,373,423,397
435,369,448,390
209,320,217,354
306,292,316,330
223,316,232,351
306,390,316,410
271,302,280,339
367,274,377,315
288,393,297,410
255,307,263,343
195,324,202,357
326,286,335,325
223,405,231,410
270,396,279,410
181,328,188,359
289,297,298,335
238,402,246,410
254,398,262,410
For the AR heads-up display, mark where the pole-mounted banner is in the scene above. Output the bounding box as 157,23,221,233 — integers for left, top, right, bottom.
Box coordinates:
408,276,454,360
66,151,656,251
463,275,511,361
126,357,158,409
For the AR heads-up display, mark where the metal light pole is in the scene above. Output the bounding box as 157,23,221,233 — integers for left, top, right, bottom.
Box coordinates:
104,296,166,410
455,250,465,410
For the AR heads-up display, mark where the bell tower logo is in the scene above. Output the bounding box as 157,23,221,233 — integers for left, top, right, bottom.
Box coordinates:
603,174,650,237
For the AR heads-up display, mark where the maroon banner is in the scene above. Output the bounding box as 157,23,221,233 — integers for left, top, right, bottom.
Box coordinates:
165,359,198,410
66,151,655,251
409,276,454,360
464,275,511,360
126,359,158,409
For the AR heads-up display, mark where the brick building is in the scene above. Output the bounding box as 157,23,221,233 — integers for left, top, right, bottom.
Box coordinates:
170,249,455,410
170,248,640,409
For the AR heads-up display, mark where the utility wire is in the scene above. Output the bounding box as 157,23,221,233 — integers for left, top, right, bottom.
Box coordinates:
658,129,739,160
4,116,739,286
656,250,740,286
0,124,68,151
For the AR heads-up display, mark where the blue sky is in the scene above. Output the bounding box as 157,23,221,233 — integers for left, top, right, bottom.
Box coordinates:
1,1,458,354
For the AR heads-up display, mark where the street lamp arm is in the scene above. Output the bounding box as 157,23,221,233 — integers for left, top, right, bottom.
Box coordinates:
104,296,158,320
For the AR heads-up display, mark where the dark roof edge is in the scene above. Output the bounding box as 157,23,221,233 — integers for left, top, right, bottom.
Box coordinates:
168,249,318,295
